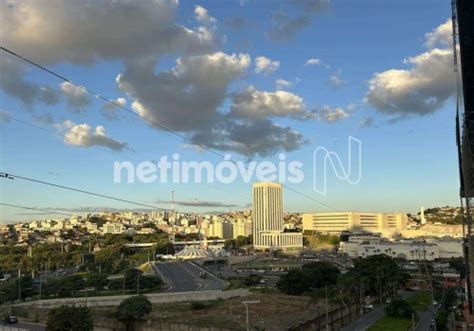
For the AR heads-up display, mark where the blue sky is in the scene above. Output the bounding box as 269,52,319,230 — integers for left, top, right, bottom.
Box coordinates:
0,0,460,223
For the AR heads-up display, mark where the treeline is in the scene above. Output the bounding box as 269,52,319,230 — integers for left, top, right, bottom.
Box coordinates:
0,268,162,304
277,255,409,305
0,232,174,275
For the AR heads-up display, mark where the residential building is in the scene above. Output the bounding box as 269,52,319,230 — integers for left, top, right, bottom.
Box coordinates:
232,218,252,238
102,222,124,234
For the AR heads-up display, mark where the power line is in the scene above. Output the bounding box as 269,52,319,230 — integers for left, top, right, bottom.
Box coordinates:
0,46,339,212
0,173,254,223
2,113,251,202
3,113,142,163
283,185,342,212
0,46,225,159
0,203,73,217
0,172,166,211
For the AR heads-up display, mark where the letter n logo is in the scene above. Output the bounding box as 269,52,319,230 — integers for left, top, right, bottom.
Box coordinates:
313,136,362,195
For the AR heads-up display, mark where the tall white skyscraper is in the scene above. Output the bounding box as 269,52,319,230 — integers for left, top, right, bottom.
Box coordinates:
252,182,302,250
420,206,426,225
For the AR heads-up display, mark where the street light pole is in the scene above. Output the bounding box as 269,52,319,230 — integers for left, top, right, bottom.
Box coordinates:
242,300,260,331
18,268,21,302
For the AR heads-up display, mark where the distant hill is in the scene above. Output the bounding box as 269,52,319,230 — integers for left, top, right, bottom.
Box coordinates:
419,206,462,225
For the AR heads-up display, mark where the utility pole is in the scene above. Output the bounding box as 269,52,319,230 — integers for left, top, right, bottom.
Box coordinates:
137,271,140,295
39,273,42,302
242,300,259,331
17,268,22,302
325,285,330,331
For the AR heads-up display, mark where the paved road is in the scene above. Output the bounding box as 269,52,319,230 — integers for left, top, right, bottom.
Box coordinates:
0,321,45,331
415,305,438,331
152,261,227,293
340,304,387,331
341,291,415,331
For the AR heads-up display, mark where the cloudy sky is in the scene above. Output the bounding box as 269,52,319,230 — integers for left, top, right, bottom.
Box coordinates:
0,0,460,222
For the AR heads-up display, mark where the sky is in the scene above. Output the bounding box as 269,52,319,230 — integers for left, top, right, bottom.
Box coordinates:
0,0,461,223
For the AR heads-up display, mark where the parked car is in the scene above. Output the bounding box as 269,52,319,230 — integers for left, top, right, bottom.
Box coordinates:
4,315,18,324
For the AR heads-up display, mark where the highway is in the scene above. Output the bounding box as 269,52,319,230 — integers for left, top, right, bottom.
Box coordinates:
151,261,227,293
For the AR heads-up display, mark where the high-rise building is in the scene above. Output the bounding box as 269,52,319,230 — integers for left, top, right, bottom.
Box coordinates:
252,182,302,250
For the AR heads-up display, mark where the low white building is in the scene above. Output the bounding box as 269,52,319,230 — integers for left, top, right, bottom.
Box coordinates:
339,235,463,261
102,222,124,234
303,211,408,235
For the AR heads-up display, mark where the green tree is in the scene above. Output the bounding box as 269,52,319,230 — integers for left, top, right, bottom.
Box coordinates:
116,295,152,331
46,305,93,331
277,269,310,295
302,262,340,289
385,299,416,319
351,255,407,298
443,288,458,310
124,268,142,291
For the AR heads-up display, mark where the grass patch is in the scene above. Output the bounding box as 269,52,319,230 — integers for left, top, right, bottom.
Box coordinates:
406,291,432,312
367,316,412,331
225,278,245,290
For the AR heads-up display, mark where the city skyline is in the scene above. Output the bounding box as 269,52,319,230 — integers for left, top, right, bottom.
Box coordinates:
0,0,460,223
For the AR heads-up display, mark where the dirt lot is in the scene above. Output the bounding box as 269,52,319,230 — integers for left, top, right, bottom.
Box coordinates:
140,293,323,330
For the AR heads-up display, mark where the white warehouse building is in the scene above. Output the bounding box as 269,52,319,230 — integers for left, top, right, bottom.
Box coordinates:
303,212,408,235
339,235,463,261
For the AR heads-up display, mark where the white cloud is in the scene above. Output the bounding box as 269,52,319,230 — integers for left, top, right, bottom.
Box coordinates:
359,117,375,128
275,79,294,89
1,1,217,65
192,119,309,157
255,56,280,75
60,82,90,109
305,58,321,66
268,12,310,42
365,20,456,117
0,57,60,106
425,19,452,48
194,5,216,26
329,69,346,88
117,51,309,156
101,97,127,120
61,121,127,151
231,86,307,119
366,48,455,116
317,106,349,123
0,0,219,107
117,52,251,132
267,0,329,41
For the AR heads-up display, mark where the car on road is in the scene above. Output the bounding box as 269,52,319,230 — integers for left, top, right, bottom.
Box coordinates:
4,315,18,324
385,298,392,304
199,271,207,278
362,304,374,312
